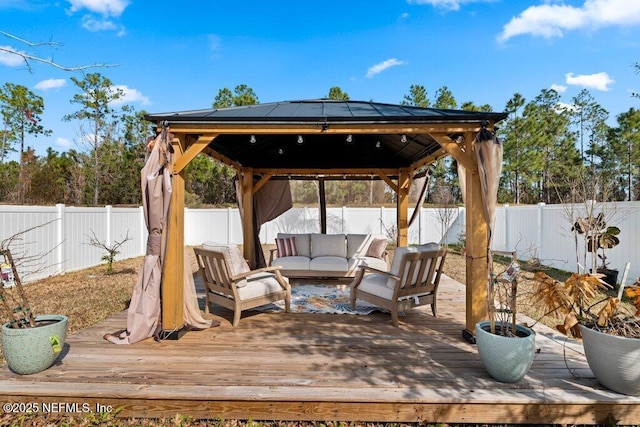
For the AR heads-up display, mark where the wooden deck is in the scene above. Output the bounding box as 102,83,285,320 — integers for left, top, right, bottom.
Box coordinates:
1,275,639,424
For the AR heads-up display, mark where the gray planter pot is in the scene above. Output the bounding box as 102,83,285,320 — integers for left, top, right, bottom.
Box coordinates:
475,320,536,383
579,324,640,396
1,314,68,375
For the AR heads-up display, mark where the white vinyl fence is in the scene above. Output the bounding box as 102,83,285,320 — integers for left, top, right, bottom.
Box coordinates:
2,202,639,284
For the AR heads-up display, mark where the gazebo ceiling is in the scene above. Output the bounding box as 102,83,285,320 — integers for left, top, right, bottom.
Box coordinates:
145,99,508,173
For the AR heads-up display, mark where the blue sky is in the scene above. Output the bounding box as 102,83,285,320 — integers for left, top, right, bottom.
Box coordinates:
1,0,639,160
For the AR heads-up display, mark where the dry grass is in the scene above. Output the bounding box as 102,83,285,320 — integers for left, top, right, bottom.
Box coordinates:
0,249,632,426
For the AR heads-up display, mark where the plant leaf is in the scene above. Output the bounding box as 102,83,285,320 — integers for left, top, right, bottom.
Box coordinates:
596,297,618,327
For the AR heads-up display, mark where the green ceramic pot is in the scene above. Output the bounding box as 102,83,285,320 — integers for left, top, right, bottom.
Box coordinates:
1,315,68,375
475,320,535,383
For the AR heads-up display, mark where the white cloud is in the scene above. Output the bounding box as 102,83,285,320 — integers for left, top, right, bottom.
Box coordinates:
498,0,640,42
407,0,494,12
550,83,567,93
208,34,221,51
565,71,614,91
110,85,151,106
35,78,66,90
0,46,26,67
81,15,125,35
366,58,405,78
67,0,129,17
56,137,72,148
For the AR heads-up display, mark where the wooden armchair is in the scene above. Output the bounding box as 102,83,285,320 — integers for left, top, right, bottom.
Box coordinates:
350,245,447,327
193,246,291,327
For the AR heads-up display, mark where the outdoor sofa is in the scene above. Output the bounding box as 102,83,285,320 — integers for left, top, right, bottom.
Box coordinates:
268,233,389,279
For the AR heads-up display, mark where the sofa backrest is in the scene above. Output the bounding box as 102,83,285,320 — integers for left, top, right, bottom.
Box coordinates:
277,233,311,257
346,234,373,258
311,233,347,258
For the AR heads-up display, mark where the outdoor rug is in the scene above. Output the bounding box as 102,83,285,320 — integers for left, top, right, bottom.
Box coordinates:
255,284,382,315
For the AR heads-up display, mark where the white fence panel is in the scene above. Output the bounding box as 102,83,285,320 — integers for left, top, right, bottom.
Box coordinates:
0,205,59,281
2,202,639,284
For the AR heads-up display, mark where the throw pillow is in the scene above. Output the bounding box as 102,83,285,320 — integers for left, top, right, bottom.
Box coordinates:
276,237,298,257
365,238,387,259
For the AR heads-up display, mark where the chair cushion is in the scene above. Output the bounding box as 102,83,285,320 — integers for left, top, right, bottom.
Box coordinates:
275,237,298,257
356,273,394,301
346,234,373,258
387,243,440,289
348,256,388,273
311,234,346,258
310,256,348,272
277,233,311,257
271,256,311,271
201,242,250,276
237,273,287,301
365,238,387,259
388,243,439,276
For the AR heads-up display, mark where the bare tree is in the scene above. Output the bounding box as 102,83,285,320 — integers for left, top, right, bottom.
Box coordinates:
85,230,132,274
0,31,114,72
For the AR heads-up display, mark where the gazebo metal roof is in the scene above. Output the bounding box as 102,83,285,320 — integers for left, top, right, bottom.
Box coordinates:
145,99,507,172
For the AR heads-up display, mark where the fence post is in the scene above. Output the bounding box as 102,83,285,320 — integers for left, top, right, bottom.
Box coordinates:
537,202,545,261
227,207,232,244
342,206,346,233
106,205,112,247
504,204,510,251
56,204,65,275
139,206,145,255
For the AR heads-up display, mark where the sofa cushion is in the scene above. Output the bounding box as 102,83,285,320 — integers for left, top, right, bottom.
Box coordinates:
277,233,311,257
202,242,250,276
311,234,346,258
365,238,388,259
271,256,311,271
310,256,348,272
275,237,298,257
346,234,374,258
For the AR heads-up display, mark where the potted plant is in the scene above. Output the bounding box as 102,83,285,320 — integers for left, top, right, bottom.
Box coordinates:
475,251,536,383
1,248,68,375
572,212,621,288
531,271,640,395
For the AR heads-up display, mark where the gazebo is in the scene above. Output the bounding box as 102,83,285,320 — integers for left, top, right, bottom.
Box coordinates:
145,99,508,341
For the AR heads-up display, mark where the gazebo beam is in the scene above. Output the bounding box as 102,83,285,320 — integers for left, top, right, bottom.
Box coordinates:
173,134,218,174
162,123,488,135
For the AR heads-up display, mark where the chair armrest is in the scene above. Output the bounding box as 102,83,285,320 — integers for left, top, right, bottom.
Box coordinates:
231,265,283,281
268,248,278,266
358,265,398,279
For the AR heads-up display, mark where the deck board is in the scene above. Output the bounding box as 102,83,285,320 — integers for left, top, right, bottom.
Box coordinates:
1,275,639,423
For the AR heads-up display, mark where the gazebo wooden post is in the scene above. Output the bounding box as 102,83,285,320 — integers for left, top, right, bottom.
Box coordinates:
396,167,411,247
462,132,489,342
162,134,186,338
241,167,256,268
